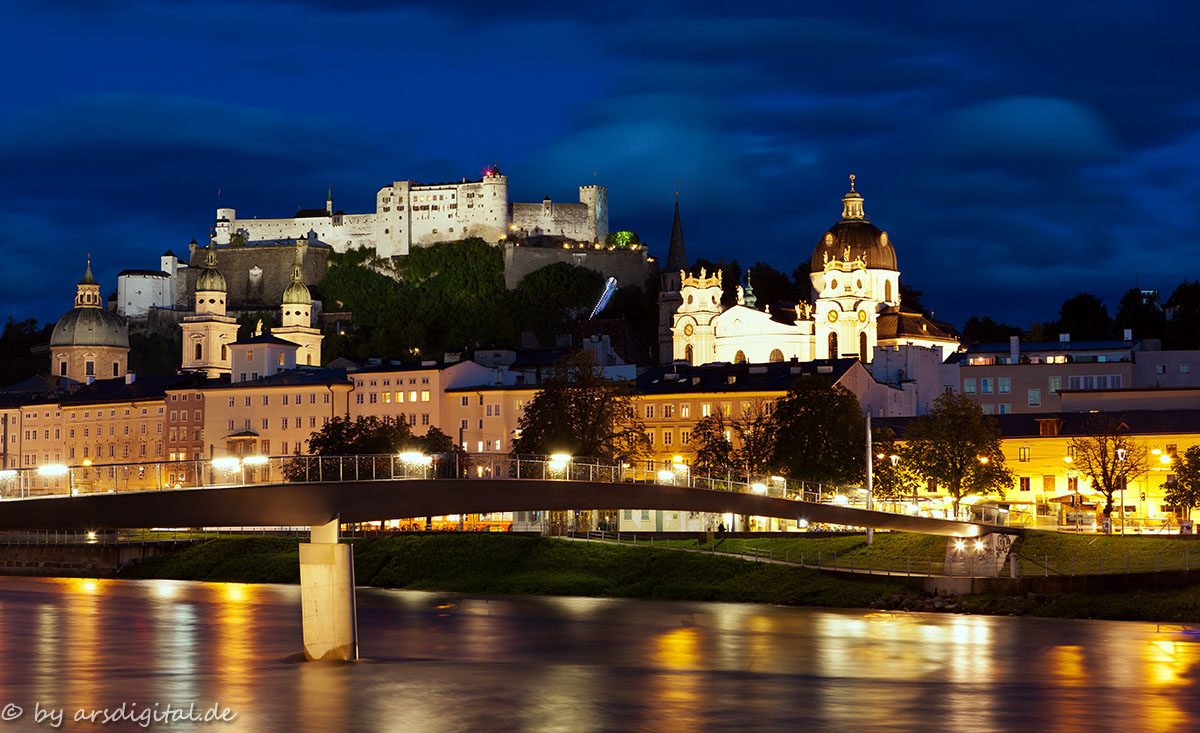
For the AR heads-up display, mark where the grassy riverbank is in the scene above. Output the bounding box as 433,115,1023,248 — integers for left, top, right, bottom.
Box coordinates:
118,534,915,608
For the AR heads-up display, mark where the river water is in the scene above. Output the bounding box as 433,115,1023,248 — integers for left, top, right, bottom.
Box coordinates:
0,577,1198,731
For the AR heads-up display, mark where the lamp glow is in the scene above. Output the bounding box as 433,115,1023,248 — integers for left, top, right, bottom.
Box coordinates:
657,469,675,482
242,455,269,466
211,457,241,470
37,464,68,477
751,482,767,494
550,453,571,463
399,451,432,465
955,538,965,551
0,470,17,479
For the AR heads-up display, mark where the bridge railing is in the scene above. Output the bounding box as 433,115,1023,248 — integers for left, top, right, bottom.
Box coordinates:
0,453,1014,528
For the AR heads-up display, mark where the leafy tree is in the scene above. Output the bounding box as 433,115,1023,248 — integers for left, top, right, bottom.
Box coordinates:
1165,281,1200,349
1114,288,1165,341
128,331,181,377
899,282,927,315
901,392,1013,511
732,400,777,474
511,351,649,459
870,427,919,502
746,263,804,309
690,413,735,473
961,316,1022,344
769,375,865,485
1162,446,1200,521
1053,292,1111,341
0,318,54,387
307,415,413,455
418,426,457,454
1068,414,1148,519
605,230,641,247
510,263,604,344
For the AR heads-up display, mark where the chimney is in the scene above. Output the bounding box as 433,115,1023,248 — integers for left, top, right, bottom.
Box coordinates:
1059,333,1070,343
1009,336,1019,363
1123,328,1133,341
125,372,136,385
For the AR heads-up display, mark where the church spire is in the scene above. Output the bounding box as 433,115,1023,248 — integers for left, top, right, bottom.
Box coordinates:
666,187,688,273
74,256,101,308
841,174,866,221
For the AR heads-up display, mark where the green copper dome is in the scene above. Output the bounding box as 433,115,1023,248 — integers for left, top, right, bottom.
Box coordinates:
282,278,311,305
50,308,130,348
196,244,227,292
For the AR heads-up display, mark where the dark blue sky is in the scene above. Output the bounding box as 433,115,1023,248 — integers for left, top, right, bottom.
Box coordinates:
3,1,1197,331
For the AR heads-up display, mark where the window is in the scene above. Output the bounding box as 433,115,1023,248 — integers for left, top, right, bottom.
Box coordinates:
981,404,994,415
1019,477,1031,492
309,416,316,428
1167,443,1178,457
926,478,937,493
662,404,674,419
356,394,364,404
421,414,430,426
1018,447,1030,462
1049,376,1062,393
262,418,269,430
701,403,711,417
282,441,289,455
1028,389,1041,407
648,432,655,445
1067,476,1078,492
1182,363,1192,374
641,510,650,521
623,510,632,521
1043,475,1055,493
323,393,330,404
461,396,469,406
421,391,430,402
998,377,1010,394
721,402,732,416
998,403,1011,414
980,378,993,394
680,404,690,419
281,418,288,430
681,429,690,445
283,395,289,405
244,396,251,407
645,405,655,419
369,393,378,404
663,431,673,446
963,378,976,394
228,397,235,408
1156,364,1167,374
262,396,269,406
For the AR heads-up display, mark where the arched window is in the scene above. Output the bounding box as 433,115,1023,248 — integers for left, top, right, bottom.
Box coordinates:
685,344,694,365
885,279,893,303
734,350,746,364
859,332,868,362
828,332,838,360
306,353,313,366
221,344,228,360
769,349,784,362
194,343,202,361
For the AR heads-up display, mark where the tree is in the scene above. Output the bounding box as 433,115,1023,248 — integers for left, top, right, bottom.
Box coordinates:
1053,292,1111,341
870,427,919,502
899,282,927,315
1162,445,1200,521
605,230,641,247
746,263,803,309
307,415,413,455
769,375,865,485
961,316,1021,344
1067,414,1148,519
690,413,735,472
731,400,777,474
1113,288,1165,341
901,392,1013,511
511,351,649,459
1165,281,1200,349
0,318,54,387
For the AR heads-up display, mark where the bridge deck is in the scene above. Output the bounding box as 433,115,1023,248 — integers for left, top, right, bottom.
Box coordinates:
0,479,1015,537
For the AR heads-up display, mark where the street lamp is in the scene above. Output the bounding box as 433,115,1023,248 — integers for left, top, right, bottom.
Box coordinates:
1117,447,1127,535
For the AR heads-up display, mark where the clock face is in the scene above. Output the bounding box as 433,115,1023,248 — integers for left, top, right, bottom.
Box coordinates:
827,310,839,324
858,309,868,323
683,323,694,336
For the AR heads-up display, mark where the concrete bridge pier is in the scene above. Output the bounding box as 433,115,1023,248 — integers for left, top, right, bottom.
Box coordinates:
299,516,358,661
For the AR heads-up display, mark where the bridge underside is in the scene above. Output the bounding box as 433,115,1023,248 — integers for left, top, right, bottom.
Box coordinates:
0,479,1013,537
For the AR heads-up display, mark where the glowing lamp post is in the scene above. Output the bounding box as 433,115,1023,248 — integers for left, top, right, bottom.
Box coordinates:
1116,447,1127,535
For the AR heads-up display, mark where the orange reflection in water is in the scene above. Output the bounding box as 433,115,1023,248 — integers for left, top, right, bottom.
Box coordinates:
210,582,259,713
647,626,705,733
56,577,107,718
1130,636,1199,733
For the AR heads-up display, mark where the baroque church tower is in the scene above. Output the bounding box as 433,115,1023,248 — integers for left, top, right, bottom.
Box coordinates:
809,176,900,362
271,245,323,366
180,242,239,377
656,190,689,363
671,268,723,365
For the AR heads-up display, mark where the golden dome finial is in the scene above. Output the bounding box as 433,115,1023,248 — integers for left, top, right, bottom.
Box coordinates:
849,173,856,192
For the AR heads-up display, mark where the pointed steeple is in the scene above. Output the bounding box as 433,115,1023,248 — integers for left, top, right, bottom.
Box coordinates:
74,256,101,308
666,187,688,272
742,272,757,309
79,254,98,286
326,185,333,215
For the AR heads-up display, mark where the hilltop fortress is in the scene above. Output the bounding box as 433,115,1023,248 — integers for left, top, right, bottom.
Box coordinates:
214,166,608,258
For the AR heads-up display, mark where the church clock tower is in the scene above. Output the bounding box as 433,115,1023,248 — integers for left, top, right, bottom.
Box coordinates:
180,242,239,377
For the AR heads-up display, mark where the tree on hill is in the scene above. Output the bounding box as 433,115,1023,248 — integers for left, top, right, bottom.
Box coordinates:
746,263,804,309
1052,292,1111,341
1114,288,1165,341
1068,414,1148,520
510,263,604,344
769,375,865,485
511,351,649,459
899,282,927,315
901,392,1012,512
1165,281,1200,349
961,316,1021,344
0,318,54,387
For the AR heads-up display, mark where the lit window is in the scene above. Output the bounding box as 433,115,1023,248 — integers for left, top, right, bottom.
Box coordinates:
963,378,976,394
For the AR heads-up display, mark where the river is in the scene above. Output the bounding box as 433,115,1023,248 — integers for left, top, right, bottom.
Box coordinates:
0,577,1197,731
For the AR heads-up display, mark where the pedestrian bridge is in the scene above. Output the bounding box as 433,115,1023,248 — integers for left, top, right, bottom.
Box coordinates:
0,453,1019,661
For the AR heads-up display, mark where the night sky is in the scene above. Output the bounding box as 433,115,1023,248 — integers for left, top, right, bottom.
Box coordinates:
3,1,1197,331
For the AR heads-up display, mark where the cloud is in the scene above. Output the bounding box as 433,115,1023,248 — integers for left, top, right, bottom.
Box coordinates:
936,96,1119,163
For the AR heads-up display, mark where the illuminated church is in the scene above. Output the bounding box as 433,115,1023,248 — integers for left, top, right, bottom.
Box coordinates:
671,177,957,365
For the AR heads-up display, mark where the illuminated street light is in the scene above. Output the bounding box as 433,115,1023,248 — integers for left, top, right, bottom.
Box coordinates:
242,455,269,466
954,538,965,551
398,452,432,465
211,457,241,471
37,464,68,477
751,482,767,494
656,469,675,483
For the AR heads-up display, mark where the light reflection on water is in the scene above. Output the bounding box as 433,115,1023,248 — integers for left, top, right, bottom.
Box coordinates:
0,577,1199,731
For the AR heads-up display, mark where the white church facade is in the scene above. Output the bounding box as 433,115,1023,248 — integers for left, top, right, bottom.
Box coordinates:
672,178,958,366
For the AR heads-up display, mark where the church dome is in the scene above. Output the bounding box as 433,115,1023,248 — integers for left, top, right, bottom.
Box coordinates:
196,245,227,292
811,177,898,271
282,279,311,305
50,303,129,348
